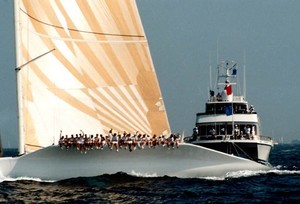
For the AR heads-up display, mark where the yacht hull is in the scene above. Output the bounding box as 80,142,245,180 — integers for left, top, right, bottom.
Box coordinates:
0,143,270,180
192,140,273,162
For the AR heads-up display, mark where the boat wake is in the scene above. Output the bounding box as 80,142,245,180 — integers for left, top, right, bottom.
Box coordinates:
225,169,299,179
1,167,299,184
0,174,55,183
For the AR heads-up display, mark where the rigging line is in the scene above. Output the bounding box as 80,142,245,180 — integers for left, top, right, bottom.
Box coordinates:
20,8,145,38
232,142,254,161
232,142,242,158
15,48,56,71
25,143,44,148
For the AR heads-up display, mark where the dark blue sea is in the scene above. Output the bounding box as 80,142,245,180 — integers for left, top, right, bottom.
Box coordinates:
0,144,299,203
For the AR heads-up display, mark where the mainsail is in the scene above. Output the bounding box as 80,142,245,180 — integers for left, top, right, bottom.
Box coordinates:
14,0,170,154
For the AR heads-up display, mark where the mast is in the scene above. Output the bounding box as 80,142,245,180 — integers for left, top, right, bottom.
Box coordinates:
0,131,2,157
14,0,25,155
14,1,55,154
216,60,237,102
216,60,237,137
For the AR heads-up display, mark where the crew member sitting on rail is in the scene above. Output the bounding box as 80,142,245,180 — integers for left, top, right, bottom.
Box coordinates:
111,133,119,152
59,129,182,153
100,134,106,150
59,136,65,148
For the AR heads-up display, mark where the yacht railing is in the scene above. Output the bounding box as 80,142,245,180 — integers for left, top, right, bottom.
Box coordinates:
185,134,273,143
260,135,273,142
208,95,245,102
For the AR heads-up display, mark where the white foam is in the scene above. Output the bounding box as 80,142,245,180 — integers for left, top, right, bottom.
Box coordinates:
267,169,300,175
130,170,158,178
226,169,300,179
192,170,266,180
1,169,298,183
0,175,56,183
195,168,300,181
225,170,268,178
197,176,226,180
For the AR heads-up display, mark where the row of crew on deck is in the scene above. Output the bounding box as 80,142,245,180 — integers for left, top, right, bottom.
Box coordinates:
59,130,181,153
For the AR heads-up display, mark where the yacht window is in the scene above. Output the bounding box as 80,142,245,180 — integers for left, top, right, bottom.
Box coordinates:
197,123,258,136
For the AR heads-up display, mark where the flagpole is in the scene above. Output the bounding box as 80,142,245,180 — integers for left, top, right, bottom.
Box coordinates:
232,101,234,139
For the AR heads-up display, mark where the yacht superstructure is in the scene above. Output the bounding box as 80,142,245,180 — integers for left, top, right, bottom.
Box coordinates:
187,60,273,164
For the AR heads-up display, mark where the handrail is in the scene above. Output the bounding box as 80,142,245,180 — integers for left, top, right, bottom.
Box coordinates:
260,135,273,142
185,134,273,143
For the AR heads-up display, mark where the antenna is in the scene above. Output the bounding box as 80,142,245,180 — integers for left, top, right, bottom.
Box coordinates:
216,39,221,92
216,39,219,64
209,51,212,90
243,50,246,99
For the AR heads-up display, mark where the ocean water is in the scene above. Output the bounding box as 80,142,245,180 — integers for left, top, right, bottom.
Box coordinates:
0,144,299,203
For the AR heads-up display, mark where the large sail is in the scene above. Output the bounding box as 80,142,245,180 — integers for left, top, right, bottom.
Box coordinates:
14,0,170,153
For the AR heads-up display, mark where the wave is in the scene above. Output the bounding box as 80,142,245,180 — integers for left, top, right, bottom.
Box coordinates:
224,168,300,179
1,167,299,184
129,170,158,177
188,166,300,181
0,175,55,183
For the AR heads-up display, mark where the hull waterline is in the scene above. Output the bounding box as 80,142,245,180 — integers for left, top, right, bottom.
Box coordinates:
0,143,270,180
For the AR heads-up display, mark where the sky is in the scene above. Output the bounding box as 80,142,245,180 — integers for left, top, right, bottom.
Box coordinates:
136,0,300,143
0,0,300,148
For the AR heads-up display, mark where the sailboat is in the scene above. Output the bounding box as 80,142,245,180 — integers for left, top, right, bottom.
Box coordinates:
0,0,272,180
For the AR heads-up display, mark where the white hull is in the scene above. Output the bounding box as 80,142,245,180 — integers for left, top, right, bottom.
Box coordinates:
0,143,271,180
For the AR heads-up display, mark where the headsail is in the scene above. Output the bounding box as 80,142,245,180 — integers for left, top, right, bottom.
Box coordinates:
14,0,170,154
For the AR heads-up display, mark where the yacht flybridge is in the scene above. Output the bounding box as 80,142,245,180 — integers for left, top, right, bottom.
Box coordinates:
186,60,274,164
